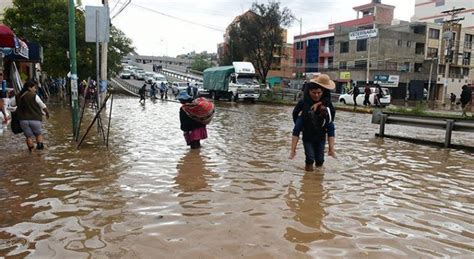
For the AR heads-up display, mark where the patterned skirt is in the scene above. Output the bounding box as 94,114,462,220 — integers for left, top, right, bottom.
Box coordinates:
184,126,208,145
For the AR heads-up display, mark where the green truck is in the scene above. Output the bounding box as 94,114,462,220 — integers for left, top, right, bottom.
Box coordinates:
203,62,260,102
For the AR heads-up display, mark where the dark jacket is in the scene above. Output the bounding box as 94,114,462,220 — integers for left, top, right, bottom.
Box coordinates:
292,94,335,143
180,108,205,132
16,91,43,121
460,88,472,104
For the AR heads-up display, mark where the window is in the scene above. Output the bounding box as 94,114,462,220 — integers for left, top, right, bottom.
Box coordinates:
387,62,397,70
407,41,412,47
355,60,367,69
339,61,347,69
429,28,440,39
400,62,410,72
427,47,438,58
435,0,445,7
340,41,349,53
357,39,367,51
465,34,473,49
463,52,471,66
296,41,304,50
414,63,423,72
328,57,334,68
397,39,403,46
415,43,425,54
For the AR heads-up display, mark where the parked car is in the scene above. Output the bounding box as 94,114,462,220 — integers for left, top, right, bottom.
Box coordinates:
339,86,391,107
153,74,167,85
134,68,146,80
120,69,132,79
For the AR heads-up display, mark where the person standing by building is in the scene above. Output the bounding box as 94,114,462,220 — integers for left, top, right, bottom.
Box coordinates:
352,82,360,109
460,85,472,117
363,84,371,106
450,93,456,108
10,81,50,152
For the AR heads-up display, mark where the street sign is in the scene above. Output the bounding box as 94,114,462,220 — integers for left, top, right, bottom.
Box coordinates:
85,6,110,43
374,74,399,87
349,28,378,40
340,71,351,80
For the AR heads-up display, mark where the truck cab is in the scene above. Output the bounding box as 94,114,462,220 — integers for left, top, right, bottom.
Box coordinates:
203,61,260,102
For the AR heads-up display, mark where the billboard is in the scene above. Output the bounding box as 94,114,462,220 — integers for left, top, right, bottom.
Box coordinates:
374,74,399,87
349,29,378,40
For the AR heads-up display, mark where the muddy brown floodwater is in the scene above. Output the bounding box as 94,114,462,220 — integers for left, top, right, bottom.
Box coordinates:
1,96,473,258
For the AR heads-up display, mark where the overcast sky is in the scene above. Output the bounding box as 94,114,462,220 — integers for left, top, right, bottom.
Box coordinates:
82,0,415,57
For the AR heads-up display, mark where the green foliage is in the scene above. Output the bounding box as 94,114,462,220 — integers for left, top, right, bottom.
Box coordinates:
223,1,293,82
388,104,428,116
3,0,134,79
191,54,213,72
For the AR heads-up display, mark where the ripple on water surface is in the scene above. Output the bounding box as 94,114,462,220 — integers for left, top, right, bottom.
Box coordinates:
0,96,473,257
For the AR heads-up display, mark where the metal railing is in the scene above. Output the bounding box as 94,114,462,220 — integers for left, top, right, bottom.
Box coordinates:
372,111,474,148
110,77,140,96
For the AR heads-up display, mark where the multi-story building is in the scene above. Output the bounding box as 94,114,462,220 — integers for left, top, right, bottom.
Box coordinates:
293,0,474,101
293,0,395,87
413,0,474,29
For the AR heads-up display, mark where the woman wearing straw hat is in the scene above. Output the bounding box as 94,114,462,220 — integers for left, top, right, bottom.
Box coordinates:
289,74,336,171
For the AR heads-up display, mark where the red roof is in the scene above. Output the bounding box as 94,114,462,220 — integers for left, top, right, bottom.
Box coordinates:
353,3,395,11
294,29,334,40
329,15,374,28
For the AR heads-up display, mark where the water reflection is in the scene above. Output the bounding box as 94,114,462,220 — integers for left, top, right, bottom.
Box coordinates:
284,171,335,251
1,96,473,257
175,149,213,193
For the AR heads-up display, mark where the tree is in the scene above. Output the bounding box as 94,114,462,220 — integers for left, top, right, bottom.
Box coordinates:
3,0,134,79
191,54,213,72
226,1,293,83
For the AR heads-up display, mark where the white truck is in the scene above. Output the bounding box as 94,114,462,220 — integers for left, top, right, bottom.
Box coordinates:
203,62,260,102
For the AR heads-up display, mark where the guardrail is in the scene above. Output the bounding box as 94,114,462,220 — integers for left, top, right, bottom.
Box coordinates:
372,111,474,148
110,77,140,96
161,68,203,82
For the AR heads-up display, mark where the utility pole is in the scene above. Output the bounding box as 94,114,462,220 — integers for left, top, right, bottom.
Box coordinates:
441,7,465,105
296,18,302,90
68,0,79,137
100,0,109,103
366,37,371,84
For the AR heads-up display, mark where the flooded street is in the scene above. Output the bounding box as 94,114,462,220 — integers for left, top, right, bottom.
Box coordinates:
1,96,473,258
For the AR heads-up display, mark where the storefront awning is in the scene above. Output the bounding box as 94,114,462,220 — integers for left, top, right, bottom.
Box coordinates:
0,24,18,48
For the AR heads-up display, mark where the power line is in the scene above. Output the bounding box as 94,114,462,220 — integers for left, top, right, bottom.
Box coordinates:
112,0,131,20
129,2,225,32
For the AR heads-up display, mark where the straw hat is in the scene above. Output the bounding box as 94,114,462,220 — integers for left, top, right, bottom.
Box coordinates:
309,74,335,90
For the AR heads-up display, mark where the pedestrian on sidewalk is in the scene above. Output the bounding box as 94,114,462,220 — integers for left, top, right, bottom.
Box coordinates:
363,84,371,106
450,93,456,109
10,81,50,152
352,81,360,109
460,85,472,117
160,82,168,100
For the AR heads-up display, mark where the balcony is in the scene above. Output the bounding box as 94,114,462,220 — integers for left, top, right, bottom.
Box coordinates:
464,41,472,49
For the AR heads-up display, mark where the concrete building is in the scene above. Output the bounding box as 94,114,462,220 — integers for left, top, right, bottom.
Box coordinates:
330,22,432,99
0,0,13,22
413,0,474,29
293,0,395,89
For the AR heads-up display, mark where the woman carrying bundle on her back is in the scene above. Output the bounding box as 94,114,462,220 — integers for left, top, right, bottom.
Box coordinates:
177,92,215,149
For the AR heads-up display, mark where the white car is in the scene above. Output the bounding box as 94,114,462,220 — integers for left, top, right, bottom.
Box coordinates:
153,74,167,84
171,82,189,94
119,69,132,79
339,86,391,107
